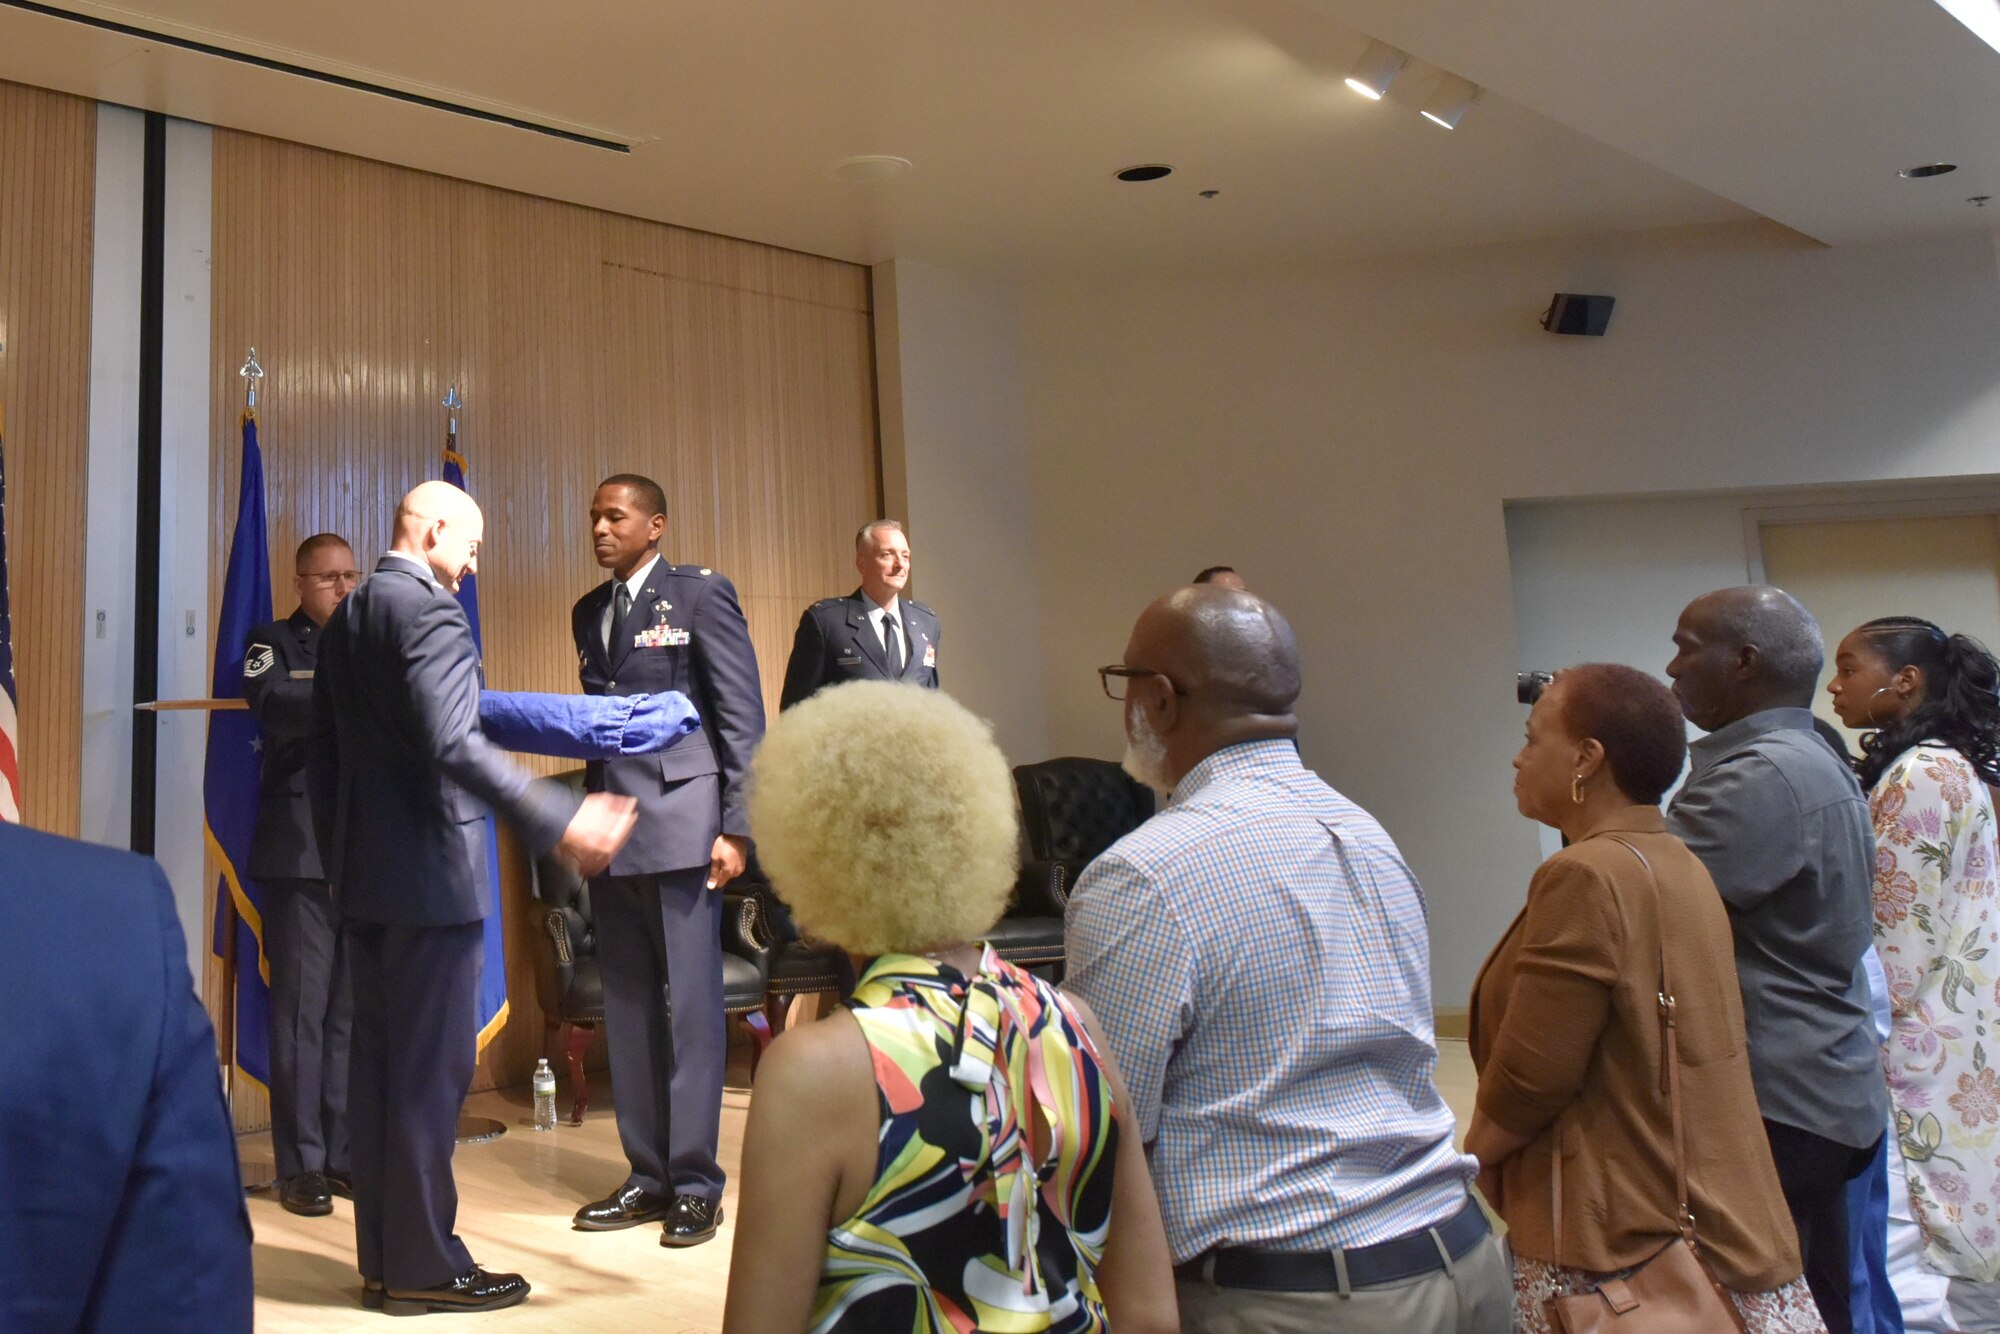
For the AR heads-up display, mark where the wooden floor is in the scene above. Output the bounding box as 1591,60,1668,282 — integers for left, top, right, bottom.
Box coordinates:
248,1040,1481,1331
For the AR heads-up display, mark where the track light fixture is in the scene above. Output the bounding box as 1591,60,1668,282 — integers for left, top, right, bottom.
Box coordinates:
1344,40,1409,101
1421,74,1481,129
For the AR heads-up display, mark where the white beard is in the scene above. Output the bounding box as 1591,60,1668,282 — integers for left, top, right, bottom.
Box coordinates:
1121,705,1174,796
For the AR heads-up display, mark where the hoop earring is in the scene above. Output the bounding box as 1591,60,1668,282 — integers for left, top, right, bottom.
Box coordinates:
1866,686,1893,728
1571,774,1586,805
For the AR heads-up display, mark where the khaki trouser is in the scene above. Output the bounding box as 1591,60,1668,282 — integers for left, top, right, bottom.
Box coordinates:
1176,1231,1513,1334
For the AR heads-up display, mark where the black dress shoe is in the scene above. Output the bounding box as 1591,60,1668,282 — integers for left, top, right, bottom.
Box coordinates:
279,1171,334,1217
572,1182,672,1231
659,1195,722,1247
361,1279,383,1310
325,1170,354,1200
380,1267,529,1316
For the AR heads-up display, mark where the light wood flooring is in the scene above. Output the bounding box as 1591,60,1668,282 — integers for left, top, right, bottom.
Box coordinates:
248,1040,1481,1331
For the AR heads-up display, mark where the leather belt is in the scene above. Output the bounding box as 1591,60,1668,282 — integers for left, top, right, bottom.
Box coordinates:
1172,1196,1490,1294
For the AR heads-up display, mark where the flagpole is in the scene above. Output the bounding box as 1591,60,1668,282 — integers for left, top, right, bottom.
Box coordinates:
215,347,272,1187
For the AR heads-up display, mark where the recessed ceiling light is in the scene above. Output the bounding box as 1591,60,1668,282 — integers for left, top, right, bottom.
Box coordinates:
1345,40,1409,101
1115,164,1174,182
1900,163,1958,178
831,155,913,183
1421,74,1481,129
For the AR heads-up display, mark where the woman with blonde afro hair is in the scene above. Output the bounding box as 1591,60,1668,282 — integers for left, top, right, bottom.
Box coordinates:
723,682,1177,1334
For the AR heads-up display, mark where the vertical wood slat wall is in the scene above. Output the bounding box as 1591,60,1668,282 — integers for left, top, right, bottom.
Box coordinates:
207,129,879,1107
0,82,94,838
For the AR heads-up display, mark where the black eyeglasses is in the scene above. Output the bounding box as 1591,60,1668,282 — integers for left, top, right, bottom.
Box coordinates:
302,570,362,588
1098,665,1190,701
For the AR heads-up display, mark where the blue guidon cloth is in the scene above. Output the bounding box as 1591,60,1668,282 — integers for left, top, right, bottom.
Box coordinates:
477,689,701,760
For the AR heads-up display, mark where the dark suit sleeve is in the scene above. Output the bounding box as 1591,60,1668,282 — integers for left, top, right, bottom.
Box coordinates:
243,635,313,743
88,862,253,1333
690,575,766,840
307,639,339,870
400,592,580,854
778,606,824,711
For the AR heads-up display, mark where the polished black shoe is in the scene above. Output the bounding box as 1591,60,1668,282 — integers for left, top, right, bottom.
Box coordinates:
325,1170,354,1200
380,1267,529,1316
361,1278,384,1311
659,1195,722,1248
572,1182,671,1231
279,1171,334,1217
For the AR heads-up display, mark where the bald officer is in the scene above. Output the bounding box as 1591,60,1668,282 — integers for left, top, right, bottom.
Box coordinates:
569,473,766,1247
311,481,636,1314
243,532,361,1218
778,519,940,710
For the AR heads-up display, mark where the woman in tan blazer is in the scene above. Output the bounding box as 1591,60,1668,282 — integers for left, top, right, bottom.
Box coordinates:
1468,664,1824,1333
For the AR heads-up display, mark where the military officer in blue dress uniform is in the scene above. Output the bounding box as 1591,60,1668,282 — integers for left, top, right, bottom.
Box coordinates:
242,532,362,1218
311,481,635,1315
778,519,940,710
568,473,766,1247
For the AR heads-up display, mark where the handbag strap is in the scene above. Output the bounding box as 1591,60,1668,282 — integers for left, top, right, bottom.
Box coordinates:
1548,834,1696,1274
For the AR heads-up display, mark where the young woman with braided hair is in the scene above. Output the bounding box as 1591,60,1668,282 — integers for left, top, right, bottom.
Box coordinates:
1829,616,2000,1332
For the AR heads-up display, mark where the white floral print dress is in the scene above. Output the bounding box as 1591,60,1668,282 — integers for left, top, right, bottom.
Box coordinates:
1872,743,2000,1281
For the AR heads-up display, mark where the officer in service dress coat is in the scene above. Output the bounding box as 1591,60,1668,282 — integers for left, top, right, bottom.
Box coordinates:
567,474,765,1247
779,519,939,710
242,532,361,1217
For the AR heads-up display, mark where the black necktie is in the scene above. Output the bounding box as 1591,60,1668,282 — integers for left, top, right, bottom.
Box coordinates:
611,583,632,652
882,613,901,673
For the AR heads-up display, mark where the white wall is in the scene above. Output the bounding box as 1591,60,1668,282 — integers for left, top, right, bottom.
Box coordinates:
1017,219,2000,1000
875,258,1049,765
78,110,215,980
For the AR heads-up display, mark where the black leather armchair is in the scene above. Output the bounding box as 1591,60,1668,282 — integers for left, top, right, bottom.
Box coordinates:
996,757,1156,977
724,858,855,1027
529,774,772,1123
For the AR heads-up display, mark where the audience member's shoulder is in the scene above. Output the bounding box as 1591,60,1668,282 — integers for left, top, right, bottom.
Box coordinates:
0,824,168,905
1095,798,1216,876
1761,728,1865,805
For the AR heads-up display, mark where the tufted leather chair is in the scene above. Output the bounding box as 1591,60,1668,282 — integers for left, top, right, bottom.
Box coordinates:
997,757,1156,978
724,856,856,1027
529,773,772,1124
1014,757,1155,871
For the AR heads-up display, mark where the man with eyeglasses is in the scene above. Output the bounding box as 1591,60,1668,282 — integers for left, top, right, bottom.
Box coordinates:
1068,586,1508,1334
242,531,362,1217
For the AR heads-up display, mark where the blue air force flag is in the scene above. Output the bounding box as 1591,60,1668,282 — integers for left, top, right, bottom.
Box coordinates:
443,435,511,1054
205,412,275,1088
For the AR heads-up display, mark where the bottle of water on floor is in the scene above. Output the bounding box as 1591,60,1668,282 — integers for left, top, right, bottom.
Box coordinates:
533,1058,557,1131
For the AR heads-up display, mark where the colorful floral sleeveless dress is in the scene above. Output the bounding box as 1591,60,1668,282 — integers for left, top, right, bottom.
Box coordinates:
810,947,1120,1333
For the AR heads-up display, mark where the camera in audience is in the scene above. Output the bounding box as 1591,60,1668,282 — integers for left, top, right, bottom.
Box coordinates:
1517,670,1554,705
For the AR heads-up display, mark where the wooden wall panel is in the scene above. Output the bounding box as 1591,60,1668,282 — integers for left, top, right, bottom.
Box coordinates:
209,131,879,1099
0,81,94,837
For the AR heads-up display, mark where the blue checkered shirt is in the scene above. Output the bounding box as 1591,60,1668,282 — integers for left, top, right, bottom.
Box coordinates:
1064,739,1476,1264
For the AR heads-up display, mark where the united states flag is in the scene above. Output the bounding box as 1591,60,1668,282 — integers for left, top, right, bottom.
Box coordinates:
0,407,21,823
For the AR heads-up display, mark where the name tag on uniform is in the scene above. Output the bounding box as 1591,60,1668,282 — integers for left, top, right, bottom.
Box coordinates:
923,642,936,668
836,654,862,667
635,626,690,649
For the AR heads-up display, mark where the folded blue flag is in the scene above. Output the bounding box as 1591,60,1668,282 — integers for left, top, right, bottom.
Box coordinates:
477,690,701,760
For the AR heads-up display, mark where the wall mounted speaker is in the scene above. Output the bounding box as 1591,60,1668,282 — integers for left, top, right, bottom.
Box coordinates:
1542,293,1615,336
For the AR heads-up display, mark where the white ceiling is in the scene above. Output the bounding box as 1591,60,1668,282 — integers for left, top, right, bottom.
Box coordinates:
0,0,1991,272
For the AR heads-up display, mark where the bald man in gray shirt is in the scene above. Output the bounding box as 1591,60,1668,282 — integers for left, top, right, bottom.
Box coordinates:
1665,586,1886,1334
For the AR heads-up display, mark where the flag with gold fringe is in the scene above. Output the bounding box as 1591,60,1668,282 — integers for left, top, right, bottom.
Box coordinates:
443,424,511,1054
205,410,274,1088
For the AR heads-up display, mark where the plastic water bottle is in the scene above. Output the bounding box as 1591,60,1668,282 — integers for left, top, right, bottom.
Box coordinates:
533,1058,558,1131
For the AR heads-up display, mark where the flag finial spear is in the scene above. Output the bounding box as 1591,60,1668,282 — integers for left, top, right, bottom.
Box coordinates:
443,383,461,439
239,347,264,410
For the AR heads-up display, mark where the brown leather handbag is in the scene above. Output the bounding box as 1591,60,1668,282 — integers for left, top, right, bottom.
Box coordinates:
1544,839,1749,1334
